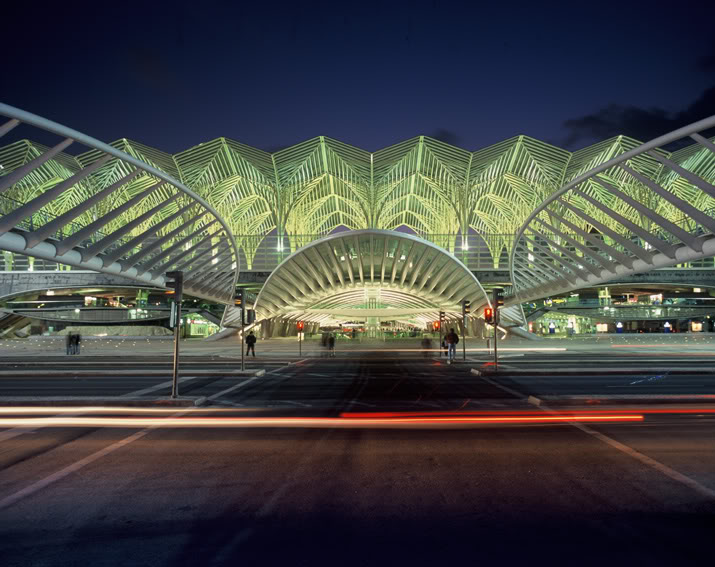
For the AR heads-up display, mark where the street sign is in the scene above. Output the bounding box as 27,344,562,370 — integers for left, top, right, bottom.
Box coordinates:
169,302,177,328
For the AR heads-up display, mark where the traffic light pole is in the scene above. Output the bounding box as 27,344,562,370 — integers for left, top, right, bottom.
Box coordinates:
491,288,503,373
171,298,181,397
240,308,245,372
462,315,466,361
493,309,499,372
166,271,184,399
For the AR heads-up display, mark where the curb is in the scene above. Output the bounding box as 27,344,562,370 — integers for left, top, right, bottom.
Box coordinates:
0,396,204,407
470,367,715,376
535,395,715,406
0,369,268,377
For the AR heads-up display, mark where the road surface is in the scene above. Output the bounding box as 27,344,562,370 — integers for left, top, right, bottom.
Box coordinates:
0,351,714,566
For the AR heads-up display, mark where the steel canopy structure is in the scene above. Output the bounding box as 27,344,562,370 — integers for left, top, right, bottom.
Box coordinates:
254,229,490,326
2,101,715,325
4,110,715,277
0,104,239,304
510,115,715,304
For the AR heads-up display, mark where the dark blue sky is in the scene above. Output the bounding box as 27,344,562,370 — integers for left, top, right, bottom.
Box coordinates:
4,0,715,153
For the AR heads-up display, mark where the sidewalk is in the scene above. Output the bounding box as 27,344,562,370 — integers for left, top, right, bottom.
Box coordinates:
3,333,715,357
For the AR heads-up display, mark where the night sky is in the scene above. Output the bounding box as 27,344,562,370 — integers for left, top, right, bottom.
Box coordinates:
3,0,715,154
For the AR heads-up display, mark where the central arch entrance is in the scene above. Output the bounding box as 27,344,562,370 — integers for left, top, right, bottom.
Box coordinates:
254,229,490,335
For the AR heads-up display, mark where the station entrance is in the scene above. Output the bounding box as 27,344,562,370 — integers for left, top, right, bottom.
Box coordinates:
253,229,492,339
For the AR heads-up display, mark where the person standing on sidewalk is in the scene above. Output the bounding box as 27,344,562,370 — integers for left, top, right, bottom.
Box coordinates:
445,328,459,363
245,331,257,357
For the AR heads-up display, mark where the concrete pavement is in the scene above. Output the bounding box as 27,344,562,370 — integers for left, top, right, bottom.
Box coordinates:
0,353,713,565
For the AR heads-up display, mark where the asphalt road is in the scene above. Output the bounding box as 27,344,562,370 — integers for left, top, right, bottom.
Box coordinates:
2,348,715,400
1,352,714,565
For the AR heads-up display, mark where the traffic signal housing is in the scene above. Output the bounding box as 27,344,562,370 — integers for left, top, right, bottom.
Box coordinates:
484,307,494,324
463,300,471,315
165,271,184,297
234,288,244,307
493,288,505,307
439,311,446,323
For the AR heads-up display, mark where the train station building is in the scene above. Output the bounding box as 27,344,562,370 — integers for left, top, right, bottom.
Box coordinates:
1,103,715,339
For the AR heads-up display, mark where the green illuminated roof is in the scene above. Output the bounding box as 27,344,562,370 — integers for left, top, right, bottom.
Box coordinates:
2,132,713,270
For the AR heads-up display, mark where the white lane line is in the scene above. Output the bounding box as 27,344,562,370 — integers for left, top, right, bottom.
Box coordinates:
205,359,309,403
121,375,198,397
0,409,191,511
571,421,715,500
475,372,715,501
473,371,525,399
0,359,310,507
206,377,262,402
0,376,202,442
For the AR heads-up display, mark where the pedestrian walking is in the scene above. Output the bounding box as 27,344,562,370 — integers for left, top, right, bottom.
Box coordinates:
321,333,328,357
327,333,335,357
421,336,432,358
245,331,257,357
445,328,459,363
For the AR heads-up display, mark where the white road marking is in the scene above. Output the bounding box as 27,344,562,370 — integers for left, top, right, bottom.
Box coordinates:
121,375,199,397
0,367,298,505
0,409,191,510
348,401,377,408
206,376,262,402
474,372,525,399
475,372,715,501
274,400,312,408
206,360,308,402
0,376,203,442
571,421,715,500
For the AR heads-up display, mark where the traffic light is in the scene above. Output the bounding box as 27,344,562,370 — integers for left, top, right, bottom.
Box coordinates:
165,271,184,297
234,288,244,307
297,321,304,331
493,288,504,307
484,307,494,324
463,300,471,315
245,309,256,324
432,321,440,331
439,311,446,323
